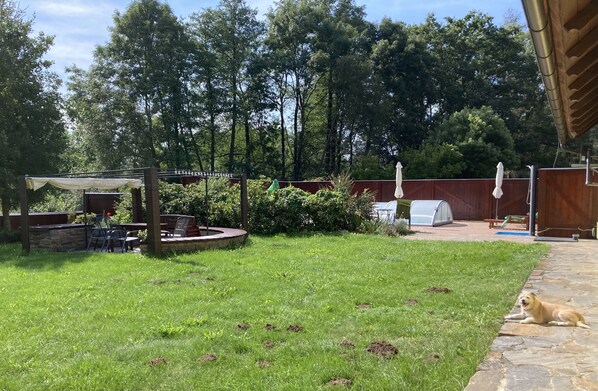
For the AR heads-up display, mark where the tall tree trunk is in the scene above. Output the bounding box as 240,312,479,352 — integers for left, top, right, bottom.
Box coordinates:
296,90,307,181
324,69,335,173
229,72,237,172
244,113,251,177
335,115,344,174
348,118,355,168
143,96,158,166
278,76,287,179
207,77,216,171
182,86,204,170
292,87,301,181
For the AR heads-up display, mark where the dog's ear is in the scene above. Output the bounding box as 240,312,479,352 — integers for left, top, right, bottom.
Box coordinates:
529,292,537,297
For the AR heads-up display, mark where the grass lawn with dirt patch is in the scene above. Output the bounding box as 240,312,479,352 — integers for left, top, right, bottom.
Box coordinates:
0,234,548,390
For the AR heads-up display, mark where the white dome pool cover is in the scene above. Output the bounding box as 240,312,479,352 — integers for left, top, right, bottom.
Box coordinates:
410,200,453,226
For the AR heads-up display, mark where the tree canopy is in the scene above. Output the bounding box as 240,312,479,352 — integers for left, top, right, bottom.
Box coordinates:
4,0,590,191
0,0,66,228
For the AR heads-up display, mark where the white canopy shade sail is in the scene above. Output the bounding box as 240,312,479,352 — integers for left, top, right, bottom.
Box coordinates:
25,177,143,191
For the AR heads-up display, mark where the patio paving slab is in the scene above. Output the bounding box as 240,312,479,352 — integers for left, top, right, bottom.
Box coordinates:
405,221,598,391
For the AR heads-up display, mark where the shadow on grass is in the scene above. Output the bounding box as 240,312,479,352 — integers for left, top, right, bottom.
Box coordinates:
11,249,98,270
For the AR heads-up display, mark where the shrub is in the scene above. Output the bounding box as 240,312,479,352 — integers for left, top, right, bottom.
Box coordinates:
72,213,97,224
114,174,377,235
0,229,21,243
159,178,241,229
269,186,311,233
377,219,414,237
111,192,136,224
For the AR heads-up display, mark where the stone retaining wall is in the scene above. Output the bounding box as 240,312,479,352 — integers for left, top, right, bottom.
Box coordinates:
142,227,248,255
30,224,88,252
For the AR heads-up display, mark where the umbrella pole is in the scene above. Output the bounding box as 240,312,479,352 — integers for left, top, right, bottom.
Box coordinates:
495,199,499,219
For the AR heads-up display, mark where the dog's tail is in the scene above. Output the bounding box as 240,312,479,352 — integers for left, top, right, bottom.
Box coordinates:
576,321,591,329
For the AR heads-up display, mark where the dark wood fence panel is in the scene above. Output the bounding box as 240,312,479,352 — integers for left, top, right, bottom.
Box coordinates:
280,178,530,221
84,192,122,215
434,180,490,220
9,170,595,238
9,212,71,229
537,168,597,239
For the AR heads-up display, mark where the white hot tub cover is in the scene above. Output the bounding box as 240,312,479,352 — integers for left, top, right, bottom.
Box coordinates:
410,200,453,226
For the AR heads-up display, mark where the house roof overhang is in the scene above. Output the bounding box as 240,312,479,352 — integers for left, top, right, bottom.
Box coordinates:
521,0,598,144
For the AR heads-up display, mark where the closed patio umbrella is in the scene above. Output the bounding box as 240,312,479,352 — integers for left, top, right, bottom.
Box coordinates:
492,162,504,219
394,162,404,199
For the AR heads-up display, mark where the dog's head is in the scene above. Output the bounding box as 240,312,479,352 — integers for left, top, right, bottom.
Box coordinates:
518,291,537,309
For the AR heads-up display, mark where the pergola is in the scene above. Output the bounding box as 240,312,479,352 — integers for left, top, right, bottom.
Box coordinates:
522,0,598,146
20,167,248,255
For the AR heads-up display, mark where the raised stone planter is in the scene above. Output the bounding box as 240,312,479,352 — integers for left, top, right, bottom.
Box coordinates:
141,227,248,255
29,224,88,252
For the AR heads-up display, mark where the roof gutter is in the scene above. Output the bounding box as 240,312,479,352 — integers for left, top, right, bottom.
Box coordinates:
521,0,568,144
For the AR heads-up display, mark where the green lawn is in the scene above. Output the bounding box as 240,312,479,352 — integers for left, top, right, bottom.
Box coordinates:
0,235,548,390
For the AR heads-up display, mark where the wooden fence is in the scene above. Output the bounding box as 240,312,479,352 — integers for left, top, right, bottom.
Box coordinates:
537,168,597,239
279,178,531,221
8,169,597,238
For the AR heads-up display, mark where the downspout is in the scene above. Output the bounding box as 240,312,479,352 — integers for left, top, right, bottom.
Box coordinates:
528,165,537,237
521,0,569,142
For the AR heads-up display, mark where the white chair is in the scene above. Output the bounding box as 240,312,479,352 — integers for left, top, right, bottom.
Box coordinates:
373,201,397,223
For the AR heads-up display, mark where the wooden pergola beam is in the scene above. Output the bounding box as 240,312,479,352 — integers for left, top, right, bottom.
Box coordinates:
19,176,30,253
144,167,162,256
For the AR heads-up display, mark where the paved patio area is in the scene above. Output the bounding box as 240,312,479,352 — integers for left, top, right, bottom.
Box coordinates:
406,221,598,391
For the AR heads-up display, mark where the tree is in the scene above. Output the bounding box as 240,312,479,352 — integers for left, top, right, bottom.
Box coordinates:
0,1,67,229
266,0,321,180
432,106,519,178
190,0,264,173
401,143,465,179
67,0,199,170
370,19,435,155
413,12,554,172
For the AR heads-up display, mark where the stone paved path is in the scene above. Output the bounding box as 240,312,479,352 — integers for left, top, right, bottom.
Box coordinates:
406,222,597,391
465,240,598,391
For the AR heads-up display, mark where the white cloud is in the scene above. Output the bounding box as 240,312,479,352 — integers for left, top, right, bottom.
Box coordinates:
34,0,114,17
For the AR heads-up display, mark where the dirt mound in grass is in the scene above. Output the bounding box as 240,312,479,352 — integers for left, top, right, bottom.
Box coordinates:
423,353,442,363
366,341,398,358
198,354,217,362
327,377,352,386
257,359,272,368
148,357,167,366
426,286,451,293
340,340,355,349
262,340,276,349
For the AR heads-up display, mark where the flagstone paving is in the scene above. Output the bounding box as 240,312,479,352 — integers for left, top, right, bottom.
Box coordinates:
405,222,598,391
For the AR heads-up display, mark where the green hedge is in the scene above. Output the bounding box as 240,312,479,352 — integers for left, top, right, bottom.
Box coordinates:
152,177,375,234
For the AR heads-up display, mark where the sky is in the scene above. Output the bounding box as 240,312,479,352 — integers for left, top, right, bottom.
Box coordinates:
20,0,524,85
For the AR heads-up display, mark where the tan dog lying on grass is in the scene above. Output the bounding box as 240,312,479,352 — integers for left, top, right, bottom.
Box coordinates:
505,291,590,329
